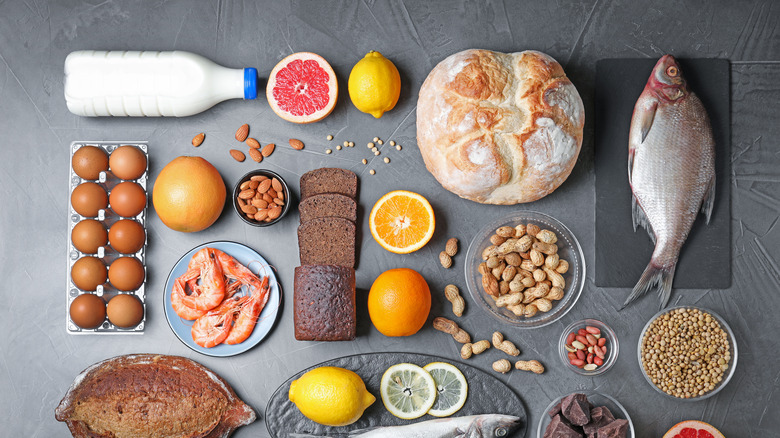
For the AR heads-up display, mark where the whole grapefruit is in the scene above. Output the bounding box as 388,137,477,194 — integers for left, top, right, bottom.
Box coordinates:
368,268,431,337
152,156,226,232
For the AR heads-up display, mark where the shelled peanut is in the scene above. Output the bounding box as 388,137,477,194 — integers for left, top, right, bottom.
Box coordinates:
565,325,608,371
478,223,569,317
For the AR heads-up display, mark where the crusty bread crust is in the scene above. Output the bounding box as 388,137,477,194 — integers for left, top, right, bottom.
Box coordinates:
55,354,256,438
417,49,584,204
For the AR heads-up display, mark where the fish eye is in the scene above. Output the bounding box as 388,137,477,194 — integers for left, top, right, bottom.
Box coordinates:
666,66,678,77
495,428,507,437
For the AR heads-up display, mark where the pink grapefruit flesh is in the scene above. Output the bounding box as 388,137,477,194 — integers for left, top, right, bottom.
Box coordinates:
663,420,725,438
266,52,337,124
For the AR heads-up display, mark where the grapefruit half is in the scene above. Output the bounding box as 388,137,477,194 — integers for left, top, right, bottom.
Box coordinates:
266,52,337,124
663,420,725,438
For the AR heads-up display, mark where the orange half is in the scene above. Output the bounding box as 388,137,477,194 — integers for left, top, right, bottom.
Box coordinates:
369,190,435,254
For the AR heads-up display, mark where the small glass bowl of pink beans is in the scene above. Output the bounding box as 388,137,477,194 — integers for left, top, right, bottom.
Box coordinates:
558,319,619,376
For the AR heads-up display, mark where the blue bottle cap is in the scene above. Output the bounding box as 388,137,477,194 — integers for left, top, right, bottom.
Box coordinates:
244,68,258,100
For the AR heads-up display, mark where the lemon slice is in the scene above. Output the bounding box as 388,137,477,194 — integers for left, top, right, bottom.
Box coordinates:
380,363,437,420
423,362,468,417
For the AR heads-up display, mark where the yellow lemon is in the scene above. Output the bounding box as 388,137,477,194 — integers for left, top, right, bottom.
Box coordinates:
348,51,401,118
288,366,376,426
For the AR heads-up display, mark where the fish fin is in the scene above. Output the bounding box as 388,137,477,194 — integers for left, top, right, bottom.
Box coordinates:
628,148,635,183
701,175,716,224
621,262,676,310
631,196,656,244
639,101,657,143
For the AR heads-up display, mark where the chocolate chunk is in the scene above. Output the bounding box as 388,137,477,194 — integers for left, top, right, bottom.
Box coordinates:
548,401,563,418
597,419,629,438
562,393,591,426
544,414,583,438
584,406,616,434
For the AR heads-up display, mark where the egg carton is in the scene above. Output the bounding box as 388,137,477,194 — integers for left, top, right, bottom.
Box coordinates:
66,141,148,334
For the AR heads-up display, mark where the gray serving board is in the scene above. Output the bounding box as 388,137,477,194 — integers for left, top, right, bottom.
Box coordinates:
265,352,527,438
594,58,731,290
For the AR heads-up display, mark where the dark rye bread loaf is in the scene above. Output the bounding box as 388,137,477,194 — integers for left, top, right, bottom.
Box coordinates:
300,168,358,199
299,192,357,223
298,217,355,268
294,265,356,341
55,354,255,438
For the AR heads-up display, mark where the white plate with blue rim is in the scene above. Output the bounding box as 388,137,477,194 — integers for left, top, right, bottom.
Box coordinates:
163,241,281,357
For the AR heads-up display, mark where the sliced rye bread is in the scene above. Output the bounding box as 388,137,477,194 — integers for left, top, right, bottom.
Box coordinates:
299,192,357,224
297,217,355,268
293,265,356,341
299,168,358,200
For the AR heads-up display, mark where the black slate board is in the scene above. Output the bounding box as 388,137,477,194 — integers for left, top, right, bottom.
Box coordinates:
594,58,731,290
265,352,527,438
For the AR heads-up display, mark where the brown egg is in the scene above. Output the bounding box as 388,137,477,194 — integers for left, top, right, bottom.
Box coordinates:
71,256,107,291
109,181,146,217
109,145,147,180
69,294,107,329
108,256,145,291
71,182,108,217
106,294,144,328
71,219,108,254
108,219,146,254
72,145,109,180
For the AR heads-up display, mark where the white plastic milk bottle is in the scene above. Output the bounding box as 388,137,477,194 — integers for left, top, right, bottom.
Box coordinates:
64,50,258,117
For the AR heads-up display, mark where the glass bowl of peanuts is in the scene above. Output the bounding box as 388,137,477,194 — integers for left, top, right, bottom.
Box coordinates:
637,305,737,401
232,170,291,226
464,211,585,328
559,319,619,376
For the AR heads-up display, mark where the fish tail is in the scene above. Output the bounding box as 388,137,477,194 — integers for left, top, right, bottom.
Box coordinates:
621,262,677,310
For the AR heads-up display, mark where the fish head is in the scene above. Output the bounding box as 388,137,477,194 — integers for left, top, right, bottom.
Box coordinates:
646,55,688,102
473,414,522,437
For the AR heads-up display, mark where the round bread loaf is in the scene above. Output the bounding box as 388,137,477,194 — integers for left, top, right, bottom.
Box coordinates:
416,49,584,204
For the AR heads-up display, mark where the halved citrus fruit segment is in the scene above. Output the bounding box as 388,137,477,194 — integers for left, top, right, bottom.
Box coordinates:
663,420,725,438
369,190,435,254
380,363,436,420
423,362,468,417
266,52,337,124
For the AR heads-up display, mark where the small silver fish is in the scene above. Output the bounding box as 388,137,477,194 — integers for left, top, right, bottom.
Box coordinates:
284,414,522,438
622,55,716,309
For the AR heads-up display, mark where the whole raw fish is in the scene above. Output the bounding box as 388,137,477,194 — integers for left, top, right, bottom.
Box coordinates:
284,414,521,437
622,55,716,309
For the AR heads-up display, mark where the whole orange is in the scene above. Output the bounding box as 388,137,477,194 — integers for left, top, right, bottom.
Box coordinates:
368,268,431,337
152,156,226,232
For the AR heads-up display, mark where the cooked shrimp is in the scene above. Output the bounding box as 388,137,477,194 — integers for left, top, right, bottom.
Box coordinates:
177,248,226,311
191,297,243,348
213,248,266,293
171,267,207,320
225,276,270,345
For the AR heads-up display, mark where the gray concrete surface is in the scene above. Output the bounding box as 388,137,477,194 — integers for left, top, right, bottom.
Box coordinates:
1,1,778,436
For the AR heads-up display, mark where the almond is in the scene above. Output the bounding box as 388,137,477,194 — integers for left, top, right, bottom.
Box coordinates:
257,179,272,193
238,189,255,199
251,199,268,209
271,177,283,193
267,206,282,220
262,193,274,203
267,188,277,199
261,143,275,157
276,191,285,201
235,124,249,142
254,209,269,221
246,137,261,149
192,133,205,147
240,180,251,190
250,175,268,182
249,180,260,189
273,197,285,206
229,149,246,162
289,138,304,150
240,204,257,215
248,148,263,163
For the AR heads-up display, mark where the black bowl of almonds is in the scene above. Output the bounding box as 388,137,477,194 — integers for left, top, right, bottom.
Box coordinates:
233,170,291,227
638,305,737,400
464,211,585,329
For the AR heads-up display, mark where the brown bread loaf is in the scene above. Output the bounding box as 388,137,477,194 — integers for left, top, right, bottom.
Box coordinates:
297,217,356,268
294,265,356,341
299,192,357,223
55,354,255,438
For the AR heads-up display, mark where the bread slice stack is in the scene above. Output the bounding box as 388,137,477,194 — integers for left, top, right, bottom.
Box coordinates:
294,168,358,341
